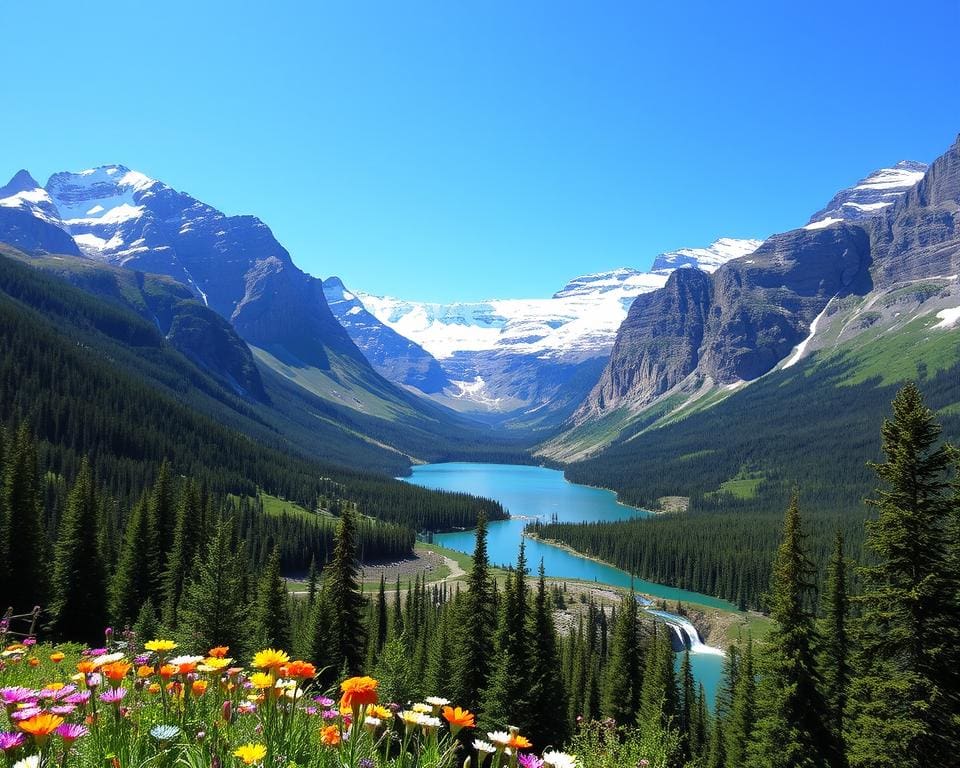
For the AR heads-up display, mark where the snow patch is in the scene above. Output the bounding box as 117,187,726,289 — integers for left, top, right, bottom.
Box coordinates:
783,297,836,368
933,306,960,330
804,217,844,230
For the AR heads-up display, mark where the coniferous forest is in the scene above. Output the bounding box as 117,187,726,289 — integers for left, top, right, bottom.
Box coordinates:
2,381,958,767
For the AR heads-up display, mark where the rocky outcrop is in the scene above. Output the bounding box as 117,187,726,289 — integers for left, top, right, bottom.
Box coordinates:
577,223,873,419
322,277,452,394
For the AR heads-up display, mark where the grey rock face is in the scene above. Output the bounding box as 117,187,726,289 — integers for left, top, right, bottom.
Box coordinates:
807,160,927,226
322,277,452,394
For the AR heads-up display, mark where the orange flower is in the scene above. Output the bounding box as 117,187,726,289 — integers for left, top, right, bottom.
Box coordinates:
137,665,155,678
76,661,96,674
192,680,208,696
102,661,132,682
28,658,39,667
18,712,65,740
284,660,316,680
159,664,177,679
508,734,532,750
320,724,341,746
49,652,66,663
148,683,161,694
340,676,378,711
442,705,475,730
208,646,229,658
177,662,197,675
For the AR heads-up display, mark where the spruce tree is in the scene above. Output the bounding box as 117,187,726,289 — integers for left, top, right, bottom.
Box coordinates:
726,636,756,768
161,481,202,628
178,520,248,656
375,574,388,654
747,495,832,768
47,459,107,644
638,624,678,735
818,529,849,761
3,424,46,611
0,426,8,603
452,512,494,711
251,545,291,648
679,650,696,763
324,505,366,674
602,588,643,723
110,496,160,627
528,560,569,749
847,383,960,767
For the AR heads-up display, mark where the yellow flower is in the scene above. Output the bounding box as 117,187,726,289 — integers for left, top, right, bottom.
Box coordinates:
233,743,267,765
144,639,178,653
49,652,66,663
202,657,232,670
249,673,274,690
367,704,392,719
251,649,289,670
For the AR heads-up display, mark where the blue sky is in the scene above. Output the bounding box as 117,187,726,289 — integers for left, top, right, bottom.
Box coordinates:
3,1,959,301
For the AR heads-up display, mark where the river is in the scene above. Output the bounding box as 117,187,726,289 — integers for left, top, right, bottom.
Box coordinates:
404,462,733,705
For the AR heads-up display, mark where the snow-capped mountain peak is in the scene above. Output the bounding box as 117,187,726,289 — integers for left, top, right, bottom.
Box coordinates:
651,236,764,273
805,160,927,228
0,170,63,225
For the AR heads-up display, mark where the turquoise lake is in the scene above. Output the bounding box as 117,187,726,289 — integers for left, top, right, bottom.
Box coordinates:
404,462,735,705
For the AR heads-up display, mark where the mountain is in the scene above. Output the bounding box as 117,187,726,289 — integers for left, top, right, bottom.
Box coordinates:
0,170,81,256
345,237,760,428
806,160,928,228
543,143,953,462
0,165,535,466
322,276,452,394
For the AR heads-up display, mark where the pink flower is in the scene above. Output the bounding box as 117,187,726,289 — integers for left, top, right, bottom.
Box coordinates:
64,691,91,706
0,732,26,751
55,723,89,743
519,756,544,768
10,707,42,721
99,688,127,704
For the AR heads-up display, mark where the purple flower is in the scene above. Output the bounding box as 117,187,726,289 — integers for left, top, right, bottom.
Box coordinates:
134,654,150,666
359,760,374,768
64,691,91,706
519,756,544,768
304,706,318,716
84,648,108,657
48,685,77,701
10,708,41,722
313,695,334,707
50,705,76,716
322,709,339,720
99,688,128,704
86,674,102,689
0,732,26,751
22,637,36,647
55,723,89,743
0,687,37,706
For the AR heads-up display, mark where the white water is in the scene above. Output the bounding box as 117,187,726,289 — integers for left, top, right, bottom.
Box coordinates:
648,610,726,656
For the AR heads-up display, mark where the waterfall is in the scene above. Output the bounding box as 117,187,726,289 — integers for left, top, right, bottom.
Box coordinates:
646,609,725,656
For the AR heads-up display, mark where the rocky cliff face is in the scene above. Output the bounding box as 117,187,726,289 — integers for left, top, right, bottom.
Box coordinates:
868,135,960,287
0,171,81,256
575,138,960,425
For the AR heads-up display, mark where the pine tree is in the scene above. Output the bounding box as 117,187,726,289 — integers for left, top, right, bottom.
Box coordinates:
3,424,46,610
726,636,755,767
679,650,696,763
151,461,177,561
638,624,678,734
324,506,366,674
303,589,336,681
47,459,107,644
161,481,202,628
847,383,960,767
110,496,160,627
528,560,570,749
602,588,643,723
251,545,291,648
452,512,494,711
178,520,248,655
747,495,832,768
375,574,388,654
0,426,8,603
818,529,849,762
